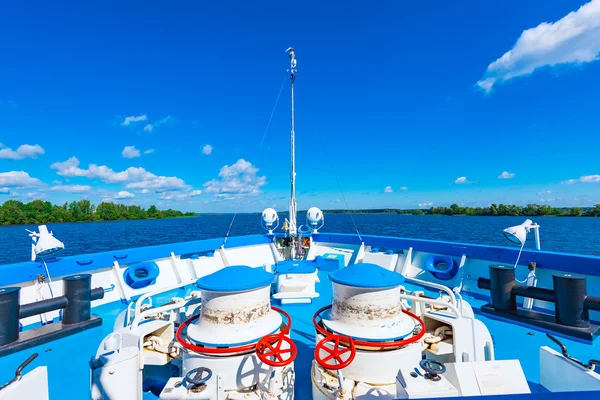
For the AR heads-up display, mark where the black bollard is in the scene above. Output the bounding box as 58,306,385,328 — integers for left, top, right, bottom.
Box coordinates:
489,265,517,311
554,274,590,328
0,287,20,346
62,274,92,325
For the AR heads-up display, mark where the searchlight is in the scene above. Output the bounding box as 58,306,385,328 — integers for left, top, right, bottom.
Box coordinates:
503,219,540,250
26,225,65,298
261,208,279,234
306,207,324,233
28,225,65,261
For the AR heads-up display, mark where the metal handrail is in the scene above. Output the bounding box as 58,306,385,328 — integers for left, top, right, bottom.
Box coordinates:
399,293,462,319
404,276,458,307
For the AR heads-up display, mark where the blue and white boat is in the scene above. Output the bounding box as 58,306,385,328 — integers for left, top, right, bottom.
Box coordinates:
0,49,599,400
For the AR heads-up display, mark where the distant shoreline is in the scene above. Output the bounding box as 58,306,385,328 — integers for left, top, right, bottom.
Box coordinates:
249,204,600,218
0,199,197,226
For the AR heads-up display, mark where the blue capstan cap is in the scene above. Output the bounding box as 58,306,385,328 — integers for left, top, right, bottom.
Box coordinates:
329,263,404,289
195,266,274,292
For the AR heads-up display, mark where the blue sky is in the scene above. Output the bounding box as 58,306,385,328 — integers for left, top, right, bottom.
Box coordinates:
1,0,599,212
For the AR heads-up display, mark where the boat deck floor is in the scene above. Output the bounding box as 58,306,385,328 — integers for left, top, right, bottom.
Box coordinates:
2,269,598,399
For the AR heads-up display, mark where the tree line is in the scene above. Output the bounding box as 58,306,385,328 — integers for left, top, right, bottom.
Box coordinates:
322,203,600,217
0,199,197,225
420,203,600,217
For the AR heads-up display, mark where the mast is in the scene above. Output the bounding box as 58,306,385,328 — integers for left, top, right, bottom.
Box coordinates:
287,48,298,236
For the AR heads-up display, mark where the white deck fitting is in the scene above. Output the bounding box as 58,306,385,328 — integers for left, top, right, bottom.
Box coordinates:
0,366,49,400
540,346,600,392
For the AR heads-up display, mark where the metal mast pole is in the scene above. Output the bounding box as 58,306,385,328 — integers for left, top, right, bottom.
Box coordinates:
287,48,298,237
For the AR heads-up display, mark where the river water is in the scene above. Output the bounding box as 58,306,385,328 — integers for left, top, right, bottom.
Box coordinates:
0,214,598,265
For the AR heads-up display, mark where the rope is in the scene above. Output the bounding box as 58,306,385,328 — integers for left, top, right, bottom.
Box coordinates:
316,131,363,241
42,260,55,298
221,213,237,248
259,74,287,147
513,241,536,284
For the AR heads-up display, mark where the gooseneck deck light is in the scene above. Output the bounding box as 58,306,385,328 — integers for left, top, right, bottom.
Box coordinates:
26,225,65,298
503,219,540,310
503,219,541,250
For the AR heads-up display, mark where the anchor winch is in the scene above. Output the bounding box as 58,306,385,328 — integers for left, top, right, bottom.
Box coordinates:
310,263,531,399
311,263,426,399
91,266,297,400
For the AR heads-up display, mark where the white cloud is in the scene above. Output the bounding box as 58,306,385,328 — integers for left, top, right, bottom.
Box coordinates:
537,190,552,195
454,176,470,184
50,156,187,191
8,191,47,200
498,171,515,179
562,174,600,184
0,144,45,160
399,186,408,191
203,159,266,199
0,171,43,187
142,115,174,133
0,188,10,194
202,144,213,155
50,185,92,193
121,114,147,126
157,189,202,201
144,149,155,155
115,191,134,199
418,202,433,208
477,0,600,92
581,175,600,183
122,146,141,159
384,186,393,193
155,115,174,126
51,157,155,183
125,176,186,190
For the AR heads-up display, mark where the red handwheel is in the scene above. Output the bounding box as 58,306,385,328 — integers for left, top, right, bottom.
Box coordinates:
315,334,356,370
255,334,297,367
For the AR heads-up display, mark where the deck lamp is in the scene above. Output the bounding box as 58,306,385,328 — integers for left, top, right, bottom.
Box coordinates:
30,225,65,260
261,208,279,235
503,219,541,310
306,207,324,233
26,225,65,298
503,219,541,250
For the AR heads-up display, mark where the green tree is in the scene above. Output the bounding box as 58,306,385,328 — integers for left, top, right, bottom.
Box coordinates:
569,207,582,217
148,205,158,218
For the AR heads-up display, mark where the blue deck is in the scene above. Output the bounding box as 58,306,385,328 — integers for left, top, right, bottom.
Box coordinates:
1,268,599,399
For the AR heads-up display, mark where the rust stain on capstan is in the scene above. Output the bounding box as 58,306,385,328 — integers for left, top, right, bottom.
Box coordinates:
203,303,271,324
332,299,401,320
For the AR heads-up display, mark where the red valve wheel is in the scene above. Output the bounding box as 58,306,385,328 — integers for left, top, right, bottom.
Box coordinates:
315,334,356,370
255,333,297,367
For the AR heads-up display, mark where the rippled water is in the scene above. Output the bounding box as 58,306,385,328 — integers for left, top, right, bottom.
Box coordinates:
0,214,598,265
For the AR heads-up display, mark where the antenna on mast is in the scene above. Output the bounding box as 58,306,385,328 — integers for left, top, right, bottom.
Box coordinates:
287,47,298,239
